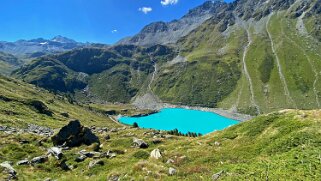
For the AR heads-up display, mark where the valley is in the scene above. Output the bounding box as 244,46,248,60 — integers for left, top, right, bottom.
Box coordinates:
1,0,321,180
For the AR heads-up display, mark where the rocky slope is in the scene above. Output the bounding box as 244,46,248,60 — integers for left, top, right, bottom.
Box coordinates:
0,75,320,180
13,0,321,115
117,0,229,46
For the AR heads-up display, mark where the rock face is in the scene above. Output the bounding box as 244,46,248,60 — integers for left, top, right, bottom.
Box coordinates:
132,138,149,148
150,149,162,159
51,120,100,147
118,1,228,46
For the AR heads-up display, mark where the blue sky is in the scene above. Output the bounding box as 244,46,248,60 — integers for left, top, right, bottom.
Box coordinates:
0,0,234,44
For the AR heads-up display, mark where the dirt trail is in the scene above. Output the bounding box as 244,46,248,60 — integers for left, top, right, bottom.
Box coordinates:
241,28,261,114
148,63,157,91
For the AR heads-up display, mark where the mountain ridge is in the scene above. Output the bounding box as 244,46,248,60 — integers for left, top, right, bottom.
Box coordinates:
12,0,321,115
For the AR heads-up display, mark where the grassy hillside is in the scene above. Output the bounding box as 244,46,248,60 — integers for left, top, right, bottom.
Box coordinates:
13,45,176,103
158,0,321,115
0,52,21,75
0,76,320,180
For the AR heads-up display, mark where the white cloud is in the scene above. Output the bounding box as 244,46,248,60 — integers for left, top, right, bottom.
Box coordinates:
111,29,118,33
161,0,178,6
138,7,152,14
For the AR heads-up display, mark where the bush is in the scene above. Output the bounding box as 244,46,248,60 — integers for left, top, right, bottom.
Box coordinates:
133,122,139,128
133,150,149,159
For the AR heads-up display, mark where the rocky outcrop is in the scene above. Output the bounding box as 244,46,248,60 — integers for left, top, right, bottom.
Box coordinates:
27,100,53,116
0,124,54,136
51,120,100,147
16,160,29,166
88,160,104,169
150,149,162,159
48,147,63,160
117,1,228,46
0,161,17,179
31,155,48,164
132,138,149,148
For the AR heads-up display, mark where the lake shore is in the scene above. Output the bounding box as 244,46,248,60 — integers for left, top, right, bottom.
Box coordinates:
131,93,253,122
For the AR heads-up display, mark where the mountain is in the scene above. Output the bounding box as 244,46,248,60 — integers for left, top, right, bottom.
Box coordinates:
0,52,22,75
13,45,176,103
0,36,86,60
13,0,321,115
0,75,321,180
0,36,90,74
117,0,229,46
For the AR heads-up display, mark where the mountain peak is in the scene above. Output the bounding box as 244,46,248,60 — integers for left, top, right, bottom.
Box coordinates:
51,35,77,43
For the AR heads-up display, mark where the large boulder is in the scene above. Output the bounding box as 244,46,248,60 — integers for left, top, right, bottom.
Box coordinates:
150,149,162,159
48,147,63,160
0,161,17,179
51,120,100,147
88,160,104,169
132,138,149,148
30,155,48,164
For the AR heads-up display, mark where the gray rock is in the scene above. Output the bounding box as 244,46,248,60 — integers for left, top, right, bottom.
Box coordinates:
104,135,111,140
212,170,223,180
59,160,70,171
75,155,87,162
17,159,29,165
101,150,116,159
0,161,17,179
26,124,54,136
168,167,176,176
133,138,149,148
150,149,162,159
166,159,175,164
31,155,48,164
88,160,104,169
51,120,100,147
79,150,100,158
48,147,63,160
108,175,120,181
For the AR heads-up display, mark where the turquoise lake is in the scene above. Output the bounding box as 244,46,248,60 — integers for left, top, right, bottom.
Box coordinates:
119,108,239,135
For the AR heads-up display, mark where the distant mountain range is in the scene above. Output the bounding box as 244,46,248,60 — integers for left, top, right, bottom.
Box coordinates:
0,36,110,75
0,35,86,59
9,0,321,115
